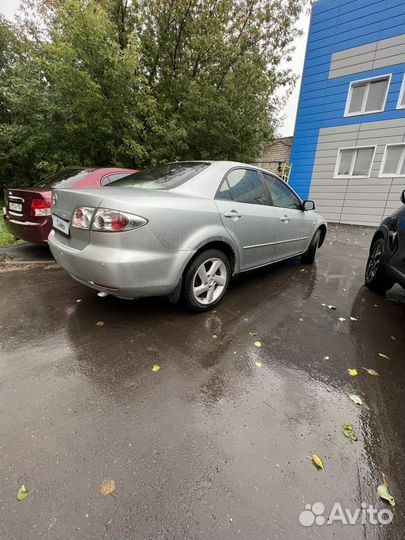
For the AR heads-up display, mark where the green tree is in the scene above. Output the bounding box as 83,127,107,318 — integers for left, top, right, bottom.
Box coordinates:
137,0,303,163
0,0,306,189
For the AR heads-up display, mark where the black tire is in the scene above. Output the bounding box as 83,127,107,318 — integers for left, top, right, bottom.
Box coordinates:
182,249,231,312
301,229,321,264
365,237,394,293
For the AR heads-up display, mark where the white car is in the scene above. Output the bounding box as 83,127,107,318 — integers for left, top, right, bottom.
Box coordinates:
49,161,327,311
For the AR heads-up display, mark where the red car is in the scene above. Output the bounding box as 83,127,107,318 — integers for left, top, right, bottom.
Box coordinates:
3,167,137,245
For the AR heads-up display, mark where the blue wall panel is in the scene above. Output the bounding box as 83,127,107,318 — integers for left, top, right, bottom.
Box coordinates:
289,0,405,198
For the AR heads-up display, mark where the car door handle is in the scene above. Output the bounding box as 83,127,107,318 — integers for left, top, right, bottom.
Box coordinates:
224,211,242,219
280,215,289,222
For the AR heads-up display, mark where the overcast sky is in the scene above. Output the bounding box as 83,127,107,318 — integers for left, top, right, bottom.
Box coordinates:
0,0,310,137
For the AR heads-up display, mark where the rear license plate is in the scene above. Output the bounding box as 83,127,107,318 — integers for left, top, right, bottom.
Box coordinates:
9,202,22,212
52,215,70,236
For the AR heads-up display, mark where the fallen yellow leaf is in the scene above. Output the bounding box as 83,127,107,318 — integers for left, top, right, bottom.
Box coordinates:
100,479,116,496
212,334,218,339
362,367,379,376
255,362,262,368
17,484,29,501
152,364,160,372
347,369,358,377
312,454,324,470
254,341,262,348
378,353,391,360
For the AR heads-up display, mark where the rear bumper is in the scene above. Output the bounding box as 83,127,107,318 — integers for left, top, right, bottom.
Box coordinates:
48,230,194,299
3,213,51,244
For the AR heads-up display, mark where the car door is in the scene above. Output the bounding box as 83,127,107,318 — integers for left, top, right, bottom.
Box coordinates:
260,172,314,260
215,168,280,270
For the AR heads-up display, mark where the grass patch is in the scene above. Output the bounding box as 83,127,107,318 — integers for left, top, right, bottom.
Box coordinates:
0,214,25,248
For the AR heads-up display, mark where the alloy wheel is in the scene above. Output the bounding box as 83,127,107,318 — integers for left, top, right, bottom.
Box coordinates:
366,242,383,282
192,257,227,305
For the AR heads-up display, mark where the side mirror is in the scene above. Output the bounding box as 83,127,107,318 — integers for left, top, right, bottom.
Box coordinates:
401,190,405,205
302,200,316,211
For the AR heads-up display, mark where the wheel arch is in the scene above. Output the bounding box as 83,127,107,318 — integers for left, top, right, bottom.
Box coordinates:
183,240,237,278
370,228,388,251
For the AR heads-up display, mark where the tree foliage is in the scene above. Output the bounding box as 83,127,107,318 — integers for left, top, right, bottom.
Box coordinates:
0,0,306,188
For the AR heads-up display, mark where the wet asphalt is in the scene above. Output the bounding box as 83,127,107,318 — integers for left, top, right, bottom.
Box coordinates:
0,224,404,540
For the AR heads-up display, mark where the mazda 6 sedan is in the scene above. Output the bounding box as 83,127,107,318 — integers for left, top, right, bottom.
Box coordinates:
49,161,327,311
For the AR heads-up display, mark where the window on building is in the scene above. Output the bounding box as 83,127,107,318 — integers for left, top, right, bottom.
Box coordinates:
344,76,391,116
397,74,405,110
225,169,268,205
380,144,405,177
335,147,376,178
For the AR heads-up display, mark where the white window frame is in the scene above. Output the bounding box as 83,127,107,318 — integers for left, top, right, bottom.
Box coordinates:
334,145,377,179
397,74,405,110
379,143,405,178
344,74,391,117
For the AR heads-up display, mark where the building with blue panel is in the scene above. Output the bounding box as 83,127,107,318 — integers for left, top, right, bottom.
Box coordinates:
289,0,405,226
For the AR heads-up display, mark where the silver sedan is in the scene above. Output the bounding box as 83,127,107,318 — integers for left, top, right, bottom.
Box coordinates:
49,161,327,311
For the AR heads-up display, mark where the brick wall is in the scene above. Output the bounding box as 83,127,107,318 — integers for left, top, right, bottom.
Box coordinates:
255,136,293,175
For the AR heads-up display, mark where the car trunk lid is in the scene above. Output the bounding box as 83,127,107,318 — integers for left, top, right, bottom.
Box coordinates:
51,188,106,250
4,188,51,222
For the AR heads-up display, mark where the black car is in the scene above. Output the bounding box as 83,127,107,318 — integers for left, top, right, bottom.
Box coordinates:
365,190,405,293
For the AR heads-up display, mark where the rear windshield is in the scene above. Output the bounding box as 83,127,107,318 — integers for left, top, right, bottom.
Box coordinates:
35,168,95,188
106,162,210,190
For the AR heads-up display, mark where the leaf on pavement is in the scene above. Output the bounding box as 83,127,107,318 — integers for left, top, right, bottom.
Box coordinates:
339,317,346,322
323,356,330,360
100,479,116,496
327,305,336,310
362,367,379,376
378,353,391,360
17,484,29,501
377,484,395,507
254,341,262,348
349,316,358,321
312,454,324,470
349,394,363,405
347,369,358,376
212,334,218,339
255,361,262,368
96,321,104,326
152,364,160,372
249,331,257,337
343,424,358,442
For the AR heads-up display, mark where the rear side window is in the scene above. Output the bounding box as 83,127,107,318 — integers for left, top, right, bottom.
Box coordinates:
106,162,210,190
217,179,233,200
225,168,267,205
262,173,302,209
35,168,95,188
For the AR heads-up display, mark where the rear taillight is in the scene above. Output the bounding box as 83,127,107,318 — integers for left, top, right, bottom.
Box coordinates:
92,209,147,232
30,198,51,217
72,207,95,230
